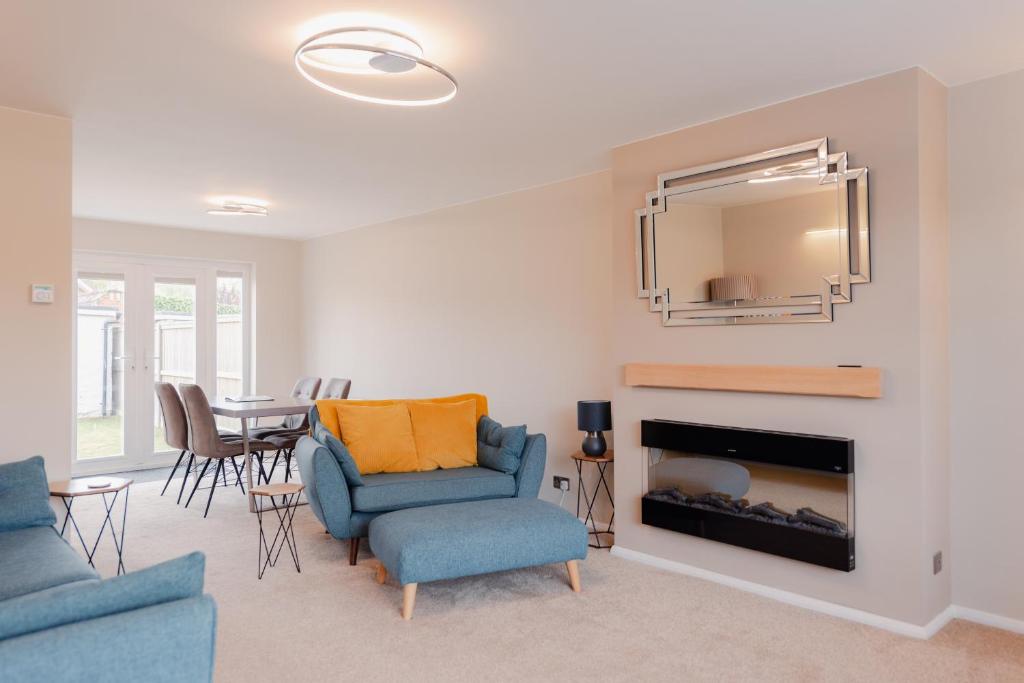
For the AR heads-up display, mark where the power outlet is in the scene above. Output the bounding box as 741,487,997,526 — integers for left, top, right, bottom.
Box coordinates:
553,476,570,492
933,551,943,575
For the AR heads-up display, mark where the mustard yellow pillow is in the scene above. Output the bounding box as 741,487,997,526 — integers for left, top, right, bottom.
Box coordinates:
335,403,418,474
408,399,478,471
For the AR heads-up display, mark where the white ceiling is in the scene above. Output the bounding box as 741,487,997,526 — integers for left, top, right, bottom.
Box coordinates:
2,1,1022,240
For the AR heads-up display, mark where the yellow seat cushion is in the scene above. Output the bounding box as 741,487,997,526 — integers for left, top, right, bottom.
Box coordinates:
315,394,488,441
334,403,418,475
408,399,478,471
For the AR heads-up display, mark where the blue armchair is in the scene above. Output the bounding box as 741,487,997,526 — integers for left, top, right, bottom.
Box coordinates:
295,407,546,564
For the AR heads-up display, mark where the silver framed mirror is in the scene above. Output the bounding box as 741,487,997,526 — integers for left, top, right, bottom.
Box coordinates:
634,139,870,326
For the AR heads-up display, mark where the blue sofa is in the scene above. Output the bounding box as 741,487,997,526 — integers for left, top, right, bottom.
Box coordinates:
295,407,546,563
0,456,217,682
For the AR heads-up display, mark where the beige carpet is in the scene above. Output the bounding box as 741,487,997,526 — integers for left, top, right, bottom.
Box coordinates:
67,479,1024,682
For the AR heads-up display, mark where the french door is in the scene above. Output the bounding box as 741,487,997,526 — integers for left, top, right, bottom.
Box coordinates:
73,254,250,475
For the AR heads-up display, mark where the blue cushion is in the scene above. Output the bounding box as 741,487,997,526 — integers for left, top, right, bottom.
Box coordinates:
0,527,99,602
351,467,516,513
314,424,364,486
477,416,527,474
0,551,205,640
0,456,57,532
369,498,588,585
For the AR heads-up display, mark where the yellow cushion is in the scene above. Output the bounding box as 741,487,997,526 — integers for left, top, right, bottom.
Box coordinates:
315,394,488,440
408,399,478,471
334,403,418,475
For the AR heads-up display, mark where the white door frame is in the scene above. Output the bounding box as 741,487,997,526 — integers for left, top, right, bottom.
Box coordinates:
72,251,252,476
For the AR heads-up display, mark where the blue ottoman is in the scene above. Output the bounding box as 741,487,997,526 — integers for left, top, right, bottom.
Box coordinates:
368,498,588,619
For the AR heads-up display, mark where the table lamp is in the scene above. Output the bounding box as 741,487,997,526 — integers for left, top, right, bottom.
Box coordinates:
577,400,612,457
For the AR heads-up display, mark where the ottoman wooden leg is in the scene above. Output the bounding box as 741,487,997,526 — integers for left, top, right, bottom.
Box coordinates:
376,564,388,585
566,560,581,593
402,583,418,620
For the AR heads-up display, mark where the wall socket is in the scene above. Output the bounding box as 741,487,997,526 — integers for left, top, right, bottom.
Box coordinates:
553,476,570,492
933,551,943,575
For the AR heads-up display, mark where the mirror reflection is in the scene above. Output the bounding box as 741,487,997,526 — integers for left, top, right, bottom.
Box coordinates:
653,163,843,304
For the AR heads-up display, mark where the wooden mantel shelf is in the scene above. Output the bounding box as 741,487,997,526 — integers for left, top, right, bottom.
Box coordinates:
624,363,882,399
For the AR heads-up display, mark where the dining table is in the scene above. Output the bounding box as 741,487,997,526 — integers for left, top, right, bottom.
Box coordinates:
208,396,315,512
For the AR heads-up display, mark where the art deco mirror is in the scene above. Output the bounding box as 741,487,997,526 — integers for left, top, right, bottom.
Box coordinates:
635,139,870,326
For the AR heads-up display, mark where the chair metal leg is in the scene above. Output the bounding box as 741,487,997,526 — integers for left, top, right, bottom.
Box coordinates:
176,453,195,505
349,537,360,565
185,458,212,508
161,450,187,496
255,454,270,484
230,457,245,494
268,450,282,482
284,450,292,482
203,459,224,518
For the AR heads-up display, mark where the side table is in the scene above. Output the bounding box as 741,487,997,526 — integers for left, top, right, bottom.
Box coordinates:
251,482,304,579
49,476,132,575
571,450,614,549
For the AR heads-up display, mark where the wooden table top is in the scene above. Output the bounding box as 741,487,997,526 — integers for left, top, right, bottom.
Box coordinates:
50,476,133,497
208,396,314,419
571,450,614,463
250,482,305,497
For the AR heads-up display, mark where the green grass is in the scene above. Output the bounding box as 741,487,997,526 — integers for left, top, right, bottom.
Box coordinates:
76,415,172,460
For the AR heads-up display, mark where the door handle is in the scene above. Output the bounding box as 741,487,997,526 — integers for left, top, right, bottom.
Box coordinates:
113,355,135,370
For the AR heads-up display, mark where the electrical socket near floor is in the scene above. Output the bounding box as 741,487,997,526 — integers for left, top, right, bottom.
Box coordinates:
553,476,570,492
933,551,943,574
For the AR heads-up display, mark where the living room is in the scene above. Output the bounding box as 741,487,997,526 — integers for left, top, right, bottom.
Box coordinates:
1,2,1023,681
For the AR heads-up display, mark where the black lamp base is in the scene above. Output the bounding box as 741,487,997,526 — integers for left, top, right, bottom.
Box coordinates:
581,431,607,457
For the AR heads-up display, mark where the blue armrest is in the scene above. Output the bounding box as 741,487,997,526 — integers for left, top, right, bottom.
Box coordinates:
515,433,547,498
0,595,216,682
295,435,354,539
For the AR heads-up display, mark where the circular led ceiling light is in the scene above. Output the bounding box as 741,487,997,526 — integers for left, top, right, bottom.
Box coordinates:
294,27,457,106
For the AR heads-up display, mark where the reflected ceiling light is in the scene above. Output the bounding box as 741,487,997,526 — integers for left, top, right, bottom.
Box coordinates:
294,26,457,106
207,201,268,217
805,227,842,236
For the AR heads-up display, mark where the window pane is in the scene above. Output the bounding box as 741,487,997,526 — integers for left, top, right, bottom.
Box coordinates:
154,280,196,452
216,276,245,430
76,276,125,459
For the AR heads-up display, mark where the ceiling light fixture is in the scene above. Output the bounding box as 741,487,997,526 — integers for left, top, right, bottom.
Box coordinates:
206,202,268,217
294,26,457,106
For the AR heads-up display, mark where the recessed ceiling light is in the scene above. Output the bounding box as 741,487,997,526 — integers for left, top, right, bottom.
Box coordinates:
207,201,268,217
294,26,457,106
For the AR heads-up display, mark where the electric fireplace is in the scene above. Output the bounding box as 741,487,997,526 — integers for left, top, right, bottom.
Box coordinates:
641,420,855,571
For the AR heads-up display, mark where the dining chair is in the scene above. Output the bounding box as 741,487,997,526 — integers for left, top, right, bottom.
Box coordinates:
179,383,274,518
249,376,322,440
321,377,352,399
156,382,245,503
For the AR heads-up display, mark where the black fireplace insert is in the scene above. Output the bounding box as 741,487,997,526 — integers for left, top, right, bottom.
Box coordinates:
641,419,855,571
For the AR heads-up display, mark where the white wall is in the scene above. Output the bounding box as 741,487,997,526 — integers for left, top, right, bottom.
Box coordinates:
949,68,1024,623
0,106,72,479
300,172,614,506
73,218,303,399
610,69,950,627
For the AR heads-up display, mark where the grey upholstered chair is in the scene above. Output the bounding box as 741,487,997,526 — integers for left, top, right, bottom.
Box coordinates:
320,377,352,400
156,382,243,504
155,382,192,500
249,376,322,439
179,383,274,517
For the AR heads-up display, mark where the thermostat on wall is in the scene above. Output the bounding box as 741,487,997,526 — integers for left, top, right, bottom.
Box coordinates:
31,284,54,304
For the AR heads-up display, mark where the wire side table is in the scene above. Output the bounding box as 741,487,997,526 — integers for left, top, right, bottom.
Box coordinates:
251,482,304,580
49,477,132,576
571,450,614,549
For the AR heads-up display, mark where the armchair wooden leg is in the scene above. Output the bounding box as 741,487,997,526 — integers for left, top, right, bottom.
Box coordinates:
349,537,360,565
376,564,387,584
566,560,581,593
402,583,417,620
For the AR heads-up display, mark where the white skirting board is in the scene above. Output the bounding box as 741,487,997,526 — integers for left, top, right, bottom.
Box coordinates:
609,545,1024,639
